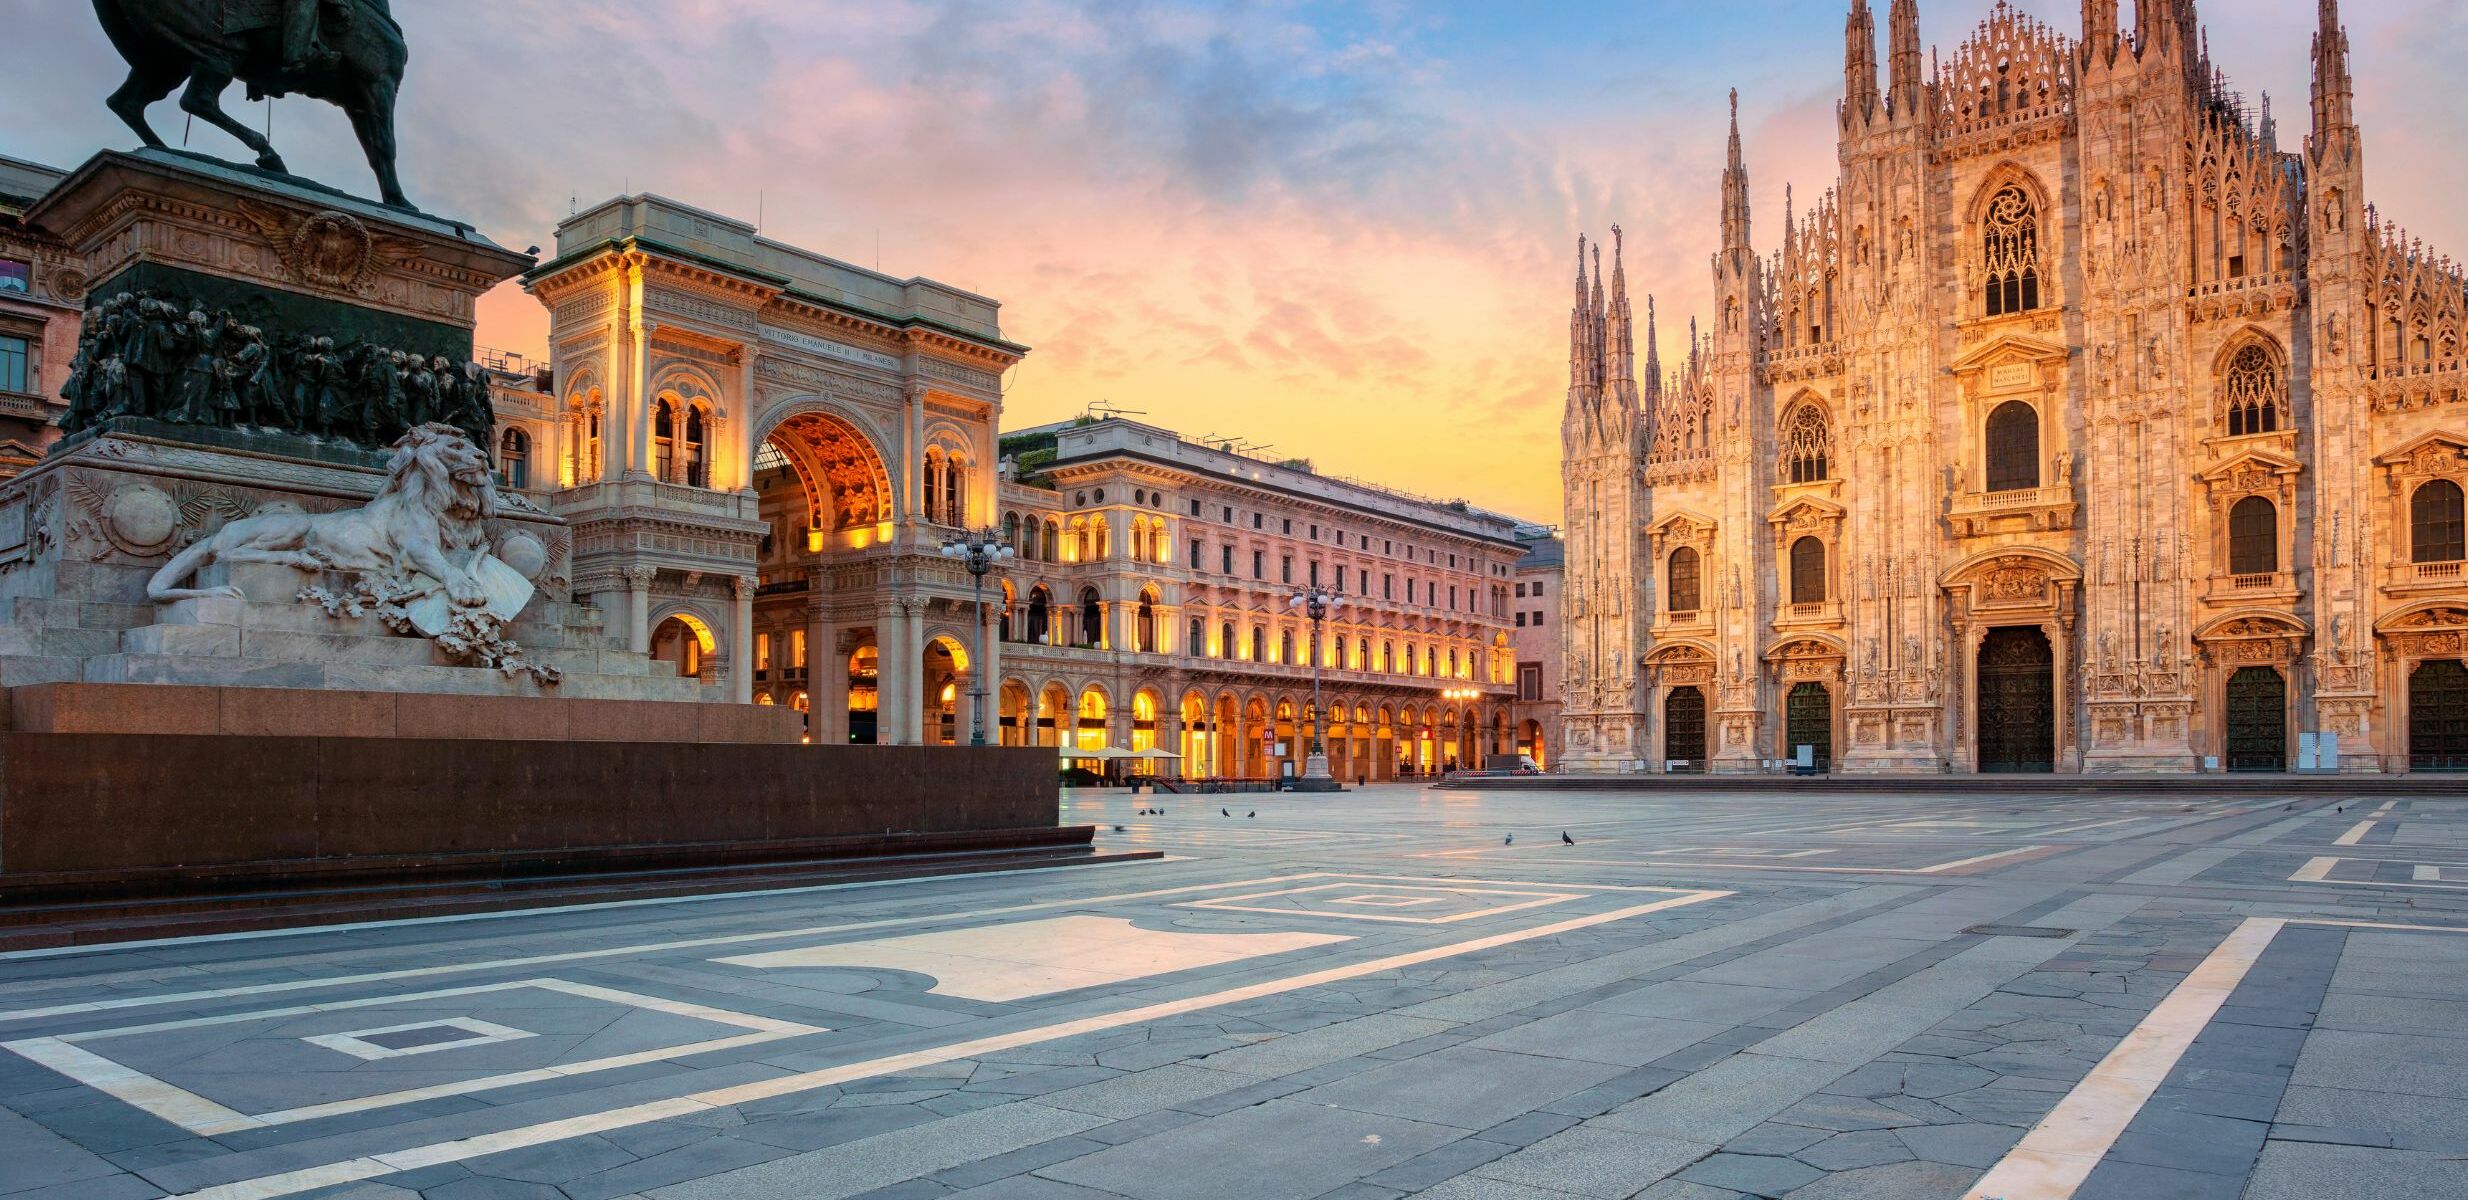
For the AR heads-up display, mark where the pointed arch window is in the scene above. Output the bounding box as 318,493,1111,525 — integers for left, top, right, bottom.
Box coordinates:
1984,400,2040,492
1982,184,2042,317
2222,344,2285,436
2228,496,2279,575
1667,546,1702,614
1780,404,1832,483
2412,480,2467,564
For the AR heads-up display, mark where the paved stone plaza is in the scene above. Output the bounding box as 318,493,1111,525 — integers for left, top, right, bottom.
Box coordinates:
2,785,2464,1200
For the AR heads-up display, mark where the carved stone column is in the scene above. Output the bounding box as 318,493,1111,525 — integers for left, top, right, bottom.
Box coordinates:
730,574,757,705
624,564,657,655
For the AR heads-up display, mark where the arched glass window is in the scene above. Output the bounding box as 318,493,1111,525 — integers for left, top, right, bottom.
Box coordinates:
1003,512,1020,551
500,427,531,490
1280,629,1295,664
2223,345,2285,437
1982,184,2042,316
1789,536,1827,604
2412,479,2467,564
1667,546,1702,613
2228,495,2278,575
1250,626,1265,661
683,407,708,487
1079,589,1103,647
1026,588,1051,643
651,398,676,481
1188,617,1203,656
1984,400,2040,492
941,455,964,524
1042,519,1059,561
1220,621,1234,658
1780,404,1831,483
1137,596,1156,653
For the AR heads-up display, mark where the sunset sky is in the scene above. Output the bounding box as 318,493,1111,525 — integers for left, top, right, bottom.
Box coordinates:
7,0,2463,523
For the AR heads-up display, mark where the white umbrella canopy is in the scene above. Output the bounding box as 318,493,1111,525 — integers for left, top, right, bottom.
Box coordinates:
1128,747,1183,759
1058,745,1135,760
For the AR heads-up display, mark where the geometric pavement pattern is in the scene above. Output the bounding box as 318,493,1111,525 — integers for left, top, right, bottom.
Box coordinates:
0,785,2462,1199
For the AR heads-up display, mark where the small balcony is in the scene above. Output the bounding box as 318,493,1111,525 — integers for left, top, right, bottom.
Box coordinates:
2205,570,2299,605
1949,485,2076,536
2386,559,2468,596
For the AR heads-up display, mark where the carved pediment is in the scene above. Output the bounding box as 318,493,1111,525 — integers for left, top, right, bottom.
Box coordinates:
2380,604,2468,632
1766,495,1846,531
2197,447,2303,498
2374,431,2468,480
1948,332,2070,378
1763,635,1846,662
2195,610,2311,641
1648,510,1717,547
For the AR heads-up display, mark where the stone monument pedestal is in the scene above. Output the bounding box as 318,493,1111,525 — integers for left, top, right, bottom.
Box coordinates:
0,149,1099,943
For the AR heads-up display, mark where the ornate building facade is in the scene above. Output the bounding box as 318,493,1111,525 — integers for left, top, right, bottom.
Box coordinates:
0,155,78,476
513,196,1524,768
520,193,1019,734
1560,0,2468,774
926,417,1518,778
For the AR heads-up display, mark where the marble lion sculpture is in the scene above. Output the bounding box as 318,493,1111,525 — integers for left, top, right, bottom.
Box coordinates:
147,422,498,605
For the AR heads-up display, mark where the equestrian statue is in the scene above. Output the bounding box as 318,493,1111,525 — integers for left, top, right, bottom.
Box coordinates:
90,0,416,209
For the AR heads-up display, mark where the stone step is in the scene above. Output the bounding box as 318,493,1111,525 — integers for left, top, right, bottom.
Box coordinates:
153,593,610,652
0,625,127,660
0,655,86,688
84,652,705,701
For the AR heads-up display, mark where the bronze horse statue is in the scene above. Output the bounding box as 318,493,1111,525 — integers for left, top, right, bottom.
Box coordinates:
90,0,415,210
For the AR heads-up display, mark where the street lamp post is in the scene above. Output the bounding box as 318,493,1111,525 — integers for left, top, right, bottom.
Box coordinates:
1288,587,1340,790
940,528,1014,746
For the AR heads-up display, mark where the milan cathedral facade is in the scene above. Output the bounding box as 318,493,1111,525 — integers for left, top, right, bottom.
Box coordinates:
1559,0,2468,774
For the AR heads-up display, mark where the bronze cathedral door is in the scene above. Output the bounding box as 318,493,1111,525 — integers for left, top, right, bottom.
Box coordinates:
2410,660,2468,772
2224,667,2287,772
1976,627,2055,773
1664,686,1706,771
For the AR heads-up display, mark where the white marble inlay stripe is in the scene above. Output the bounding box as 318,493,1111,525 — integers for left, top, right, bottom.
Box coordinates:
0,872,1336,1026
303,1017,534,1062
717,916,1353,1002
2334,820,2376,846
162,889,1730,1200
1962,918,2283,1200
4,978,823,1135
0,855,1179,965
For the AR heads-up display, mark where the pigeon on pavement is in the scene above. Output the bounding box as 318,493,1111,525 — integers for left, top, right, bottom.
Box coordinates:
1504,834,1514,845
1562,832,1575,845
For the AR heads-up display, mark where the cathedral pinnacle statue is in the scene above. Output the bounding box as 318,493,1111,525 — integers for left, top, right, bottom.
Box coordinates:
90,0,415,209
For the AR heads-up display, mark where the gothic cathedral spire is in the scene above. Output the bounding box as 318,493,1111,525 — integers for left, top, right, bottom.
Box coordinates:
2080,0,2119,72
1843,0,1880,130
1722,89,1752,262
1567,235,1596,405
2310,0,2356,165
1886,0,1922,120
